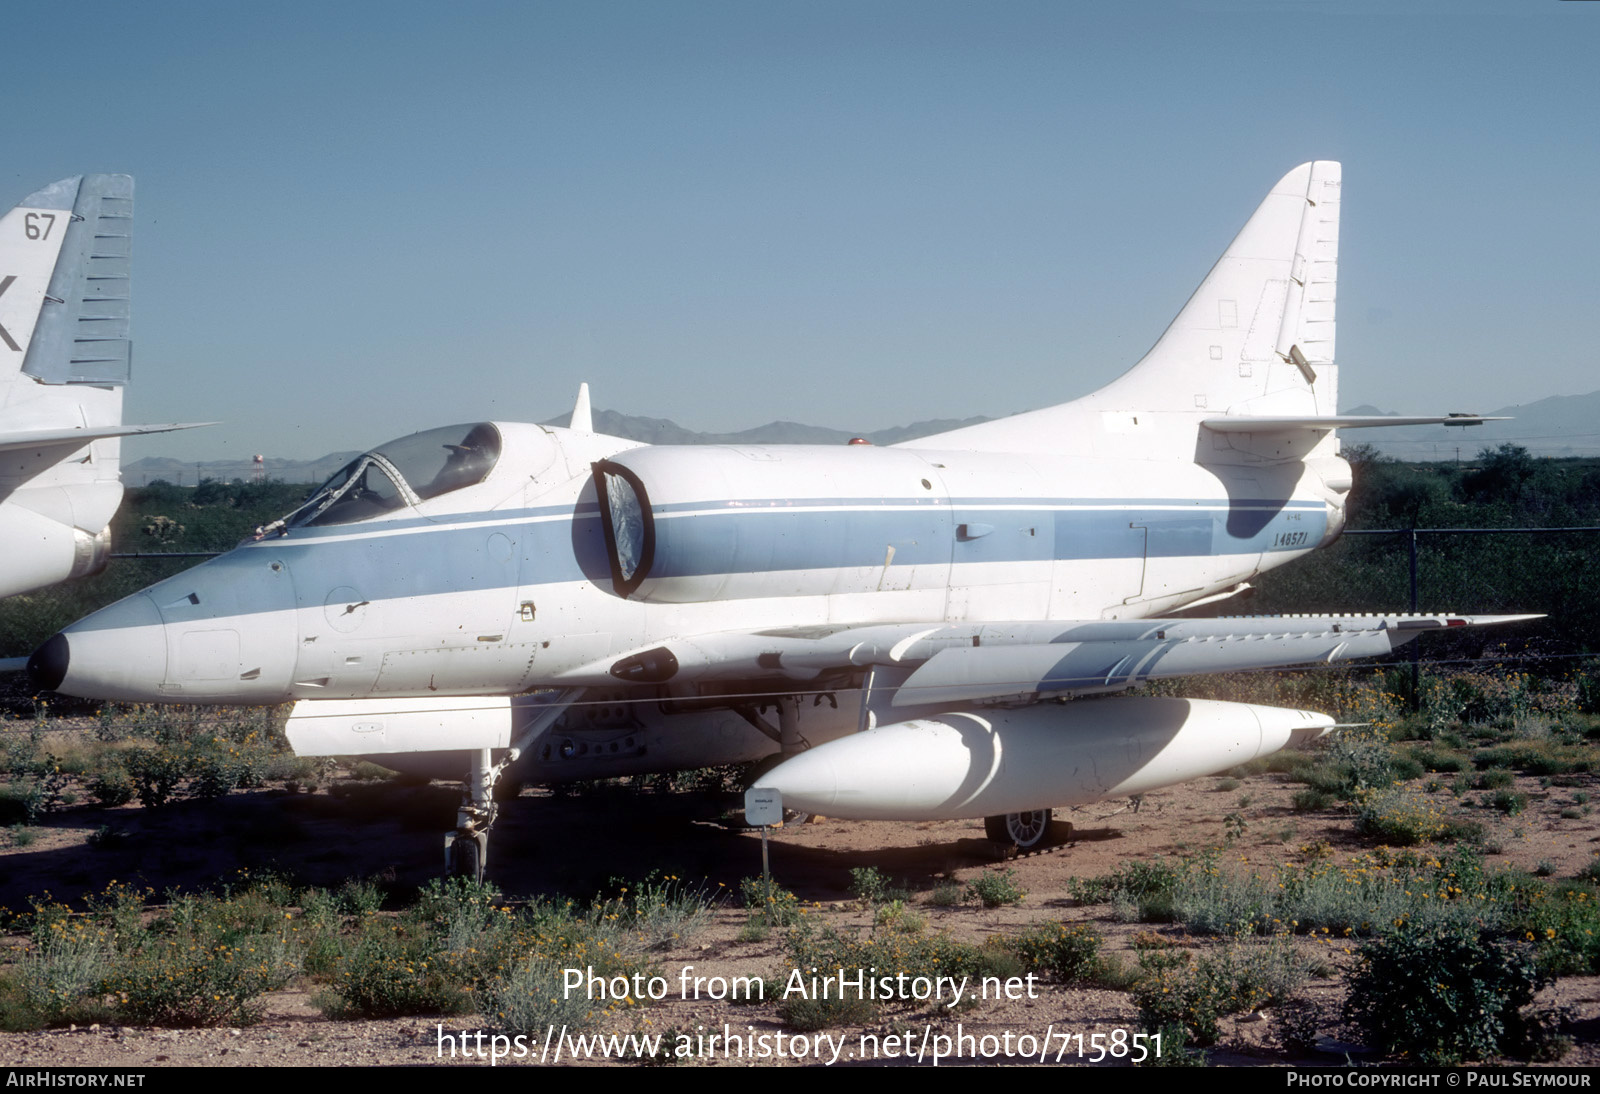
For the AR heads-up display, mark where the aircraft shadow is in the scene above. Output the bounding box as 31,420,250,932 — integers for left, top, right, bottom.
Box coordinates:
0,785,1123,911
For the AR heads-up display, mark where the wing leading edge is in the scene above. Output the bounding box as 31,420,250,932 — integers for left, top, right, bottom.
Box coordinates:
583,612,1539,694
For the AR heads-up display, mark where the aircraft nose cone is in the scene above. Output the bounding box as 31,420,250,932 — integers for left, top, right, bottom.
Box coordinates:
43,552,301,703
45,592,169,701
27,633,69,692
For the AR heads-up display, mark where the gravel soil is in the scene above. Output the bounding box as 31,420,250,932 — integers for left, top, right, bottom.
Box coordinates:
3,723,1599,1069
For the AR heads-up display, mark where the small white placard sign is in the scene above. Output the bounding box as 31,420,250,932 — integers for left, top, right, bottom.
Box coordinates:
744,787,783,827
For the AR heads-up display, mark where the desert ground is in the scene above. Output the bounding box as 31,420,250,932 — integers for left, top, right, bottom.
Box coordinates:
2,713,1597,1069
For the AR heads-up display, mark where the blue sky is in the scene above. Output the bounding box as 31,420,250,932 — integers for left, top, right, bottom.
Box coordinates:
7,0,1596,462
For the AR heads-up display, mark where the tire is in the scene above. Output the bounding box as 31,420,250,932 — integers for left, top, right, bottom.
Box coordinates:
447,832,483,882
984,809,1053,851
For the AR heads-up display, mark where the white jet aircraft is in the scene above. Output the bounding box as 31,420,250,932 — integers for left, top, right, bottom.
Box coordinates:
0,175,204,601
31,162,1528,878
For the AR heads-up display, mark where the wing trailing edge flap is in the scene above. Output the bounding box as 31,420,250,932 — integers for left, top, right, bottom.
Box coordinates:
284,690,581,757
890,613,1541,708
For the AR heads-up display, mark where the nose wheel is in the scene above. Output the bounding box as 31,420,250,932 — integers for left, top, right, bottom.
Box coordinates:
984,809,1057,852
446,749,498,883
438,690,586,883
445,829,486,881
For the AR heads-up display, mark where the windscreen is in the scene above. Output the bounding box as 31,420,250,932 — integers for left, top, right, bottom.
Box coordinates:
286,423,502,529
373,422,502,501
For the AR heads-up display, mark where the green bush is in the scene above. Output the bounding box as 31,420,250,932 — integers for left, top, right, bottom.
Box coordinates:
1133,938,1304,1046
1010,921,1103,981
295,889,346,976
1515,883,1600,975
778,922,995,1029
414,876,508,953
1576,669,1600,715
740,876,804,926
11,882,300,1030
1475,742,1594,777
0,781,43,825
602,872,719,952
1071,858,1183,914
1291,788,1333,813
1142,1022,1208,1066
1345,924,1547,1064
104,888,300,1027
88,768,136,807
1489,789,1529,815
17,921,117,1027
321,875,568,1019
848,866,889,906
1354,786,1449,846
123,747,185,808
337,878,385,916
1406,745,1469,773
873,900,925,935
778,992,878,1032
322,924,475,1019
111,934,296,1027
479,954,611,1033
968,869,1026,908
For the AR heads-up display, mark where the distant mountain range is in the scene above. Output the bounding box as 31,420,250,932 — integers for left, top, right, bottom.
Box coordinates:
123,412,994,485
122,392,1600,485
1339,391,1600,461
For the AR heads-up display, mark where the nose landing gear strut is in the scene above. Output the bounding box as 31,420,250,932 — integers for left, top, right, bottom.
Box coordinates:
443,688,584,882
445,748,497,881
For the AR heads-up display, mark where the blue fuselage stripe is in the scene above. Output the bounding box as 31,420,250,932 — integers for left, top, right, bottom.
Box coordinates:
234,496,1326,599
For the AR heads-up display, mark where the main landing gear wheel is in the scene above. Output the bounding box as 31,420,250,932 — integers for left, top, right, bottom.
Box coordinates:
985,809,1054,851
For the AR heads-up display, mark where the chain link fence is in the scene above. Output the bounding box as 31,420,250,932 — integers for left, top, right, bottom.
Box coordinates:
1246,527,1600,668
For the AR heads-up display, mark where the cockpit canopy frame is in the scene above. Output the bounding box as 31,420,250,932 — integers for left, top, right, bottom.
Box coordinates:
285,422,503,529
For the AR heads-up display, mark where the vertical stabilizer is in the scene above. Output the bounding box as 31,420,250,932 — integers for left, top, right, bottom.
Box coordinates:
912,162,1341,456
22,175,134,385
1105,160,1340,418
0,175,132,448
0,178,80,368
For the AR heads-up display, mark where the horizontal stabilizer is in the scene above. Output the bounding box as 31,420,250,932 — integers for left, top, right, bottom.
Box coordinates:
0,421,215,454
1203,414,1508,433
891,613,1541,706
284,696,511,756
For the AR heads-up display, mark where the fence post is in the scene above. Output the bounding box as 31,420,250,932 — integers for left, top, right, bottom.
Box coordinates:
1409,529,1420,705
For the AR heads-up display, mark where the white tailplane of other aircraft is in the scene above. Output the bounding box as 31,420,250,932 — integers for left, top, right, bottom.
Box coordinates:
0,175,205,601
31,162,1529,877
